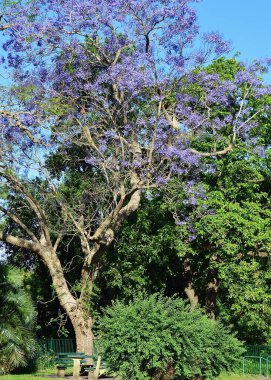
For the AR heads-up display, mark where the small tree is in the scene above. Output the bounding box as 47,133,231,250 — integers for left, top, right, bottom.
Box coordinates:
0,264,36,374
98,294,244,380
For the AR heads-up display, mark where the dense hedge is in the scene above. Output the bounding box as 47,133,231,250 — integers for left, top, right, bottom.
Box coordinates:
98,294,244,380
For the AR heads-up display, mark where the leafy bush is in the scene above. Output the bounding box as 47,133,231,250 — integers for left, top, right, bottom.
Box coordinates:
0,265,37,374
35,347,56,371
97,294,244,380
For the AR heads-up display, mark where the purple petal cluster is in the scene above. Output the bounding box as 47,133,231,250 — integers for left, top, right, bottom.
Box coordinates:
0,0,270,196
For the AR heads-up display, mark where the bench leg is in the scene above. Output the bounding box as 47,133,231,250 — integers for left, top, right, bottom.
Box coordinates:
58,368,66,378
72,358,81,380
88,371,97,380
88,355,101,380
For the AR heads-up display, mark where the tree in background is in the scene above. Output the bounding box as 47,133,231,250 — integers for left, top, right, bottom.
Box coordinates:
93,59,271,343
96,176,271,344
0,1,270,352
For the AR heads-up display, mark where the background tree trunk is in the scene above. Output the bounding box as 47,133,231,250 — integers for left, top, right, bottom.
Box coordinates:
182,259,198,308
205,268,218,319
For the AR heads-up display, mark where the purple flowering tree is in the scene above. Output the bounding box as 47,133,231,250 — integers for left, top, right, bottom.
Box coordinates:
0,0,270,353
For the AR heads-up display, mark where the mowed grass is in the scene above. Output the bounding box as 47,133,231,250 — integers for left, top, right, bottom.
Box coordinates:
0,371,55,380
217,373,260,380
0,376,47,380
0,372,261,380
0,367,73,379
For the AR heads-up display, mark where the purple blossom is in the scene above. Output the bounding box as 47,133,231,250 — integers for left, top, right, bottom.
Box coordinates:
203,32,232,55
0,0,270,217
85,156,97,165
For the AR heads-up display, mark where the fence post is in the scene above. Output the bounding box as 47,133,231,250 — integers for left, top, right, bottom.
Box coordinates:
50,337,54,352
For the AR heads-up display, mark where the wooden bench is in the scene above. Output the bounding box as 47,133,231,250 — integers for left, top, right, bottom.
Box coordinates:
55,352,84,377
55,352,106,379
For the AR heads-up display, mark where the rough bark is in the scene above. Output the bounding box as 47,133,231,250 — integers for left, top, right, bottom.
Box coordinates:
39,246,94,354
184,282,199,308
72,316,94,355
0,231,39,252
182,259,199,308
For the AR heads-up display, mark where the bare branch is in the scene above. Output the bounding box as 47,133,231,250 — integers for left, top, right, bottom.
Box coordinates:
0,110,48,146
162,104,179,129
0,204,39,243
190,144,233,157
0,230,40,252
0,24,11,31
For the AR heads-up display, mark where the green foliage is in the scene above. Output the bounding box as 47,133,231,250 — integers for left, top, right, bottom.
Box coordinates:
0,376,48,380
0,265,37,374
185,149,271,342
97,294,244,380
96,196,182,304
35,347,55,371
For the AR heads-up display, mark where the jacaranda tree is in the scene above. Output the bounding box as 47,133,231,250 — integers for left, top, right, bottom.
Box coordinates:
0,0,270,352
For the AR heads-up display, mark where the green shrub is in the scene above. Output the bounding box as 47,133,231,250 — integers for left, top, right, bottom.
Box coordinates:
35,347,55,371
97,294,244,380
0,265,37,374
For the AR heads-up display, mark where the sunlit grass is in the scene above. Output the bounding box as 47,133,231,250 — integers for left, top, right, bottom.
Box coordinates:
0,369,58,379
0,365,75,379
217,373,259,380
0,371,261,380
0,376,49,380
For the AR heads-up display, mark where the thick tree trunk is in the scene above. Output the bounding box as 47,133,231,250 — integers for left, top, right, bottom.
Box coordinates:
72,316,94,355
182,259,199,308
40,247,94,354
36,187,142,355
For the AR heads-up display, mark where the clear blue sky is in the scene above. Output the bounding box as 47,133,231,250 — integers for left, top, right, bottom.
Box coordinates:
196,0,271,81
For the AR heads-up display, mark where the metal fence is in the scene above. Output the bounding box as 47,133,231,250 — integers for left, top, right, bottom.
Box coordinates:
36,338,76,370
36,340,271,376
239,346,271,377
37,340,270,355
242,356,271,377
37,338,76,353
245,344,271,357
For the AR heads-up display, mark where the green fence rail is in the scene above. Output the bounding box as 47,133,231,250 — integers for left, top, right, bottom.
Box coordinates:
36,340,271,375
245,344,271,357
37,340,271,356
38,341,269,353
240,347,271,378
241,356,271,377
37,338,76,353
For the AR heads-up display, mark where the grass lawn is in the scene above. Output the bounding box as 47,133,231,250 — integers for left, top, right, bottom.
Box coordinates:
0,372,261,380
0,370,57,379
0,375,261,380
217,373,260,380
0,376,48,380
